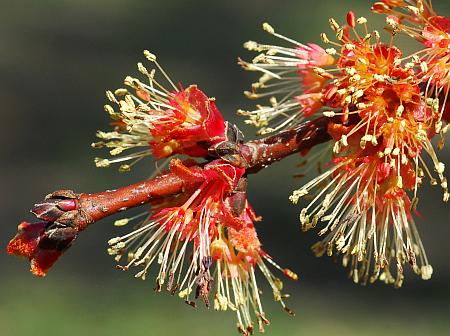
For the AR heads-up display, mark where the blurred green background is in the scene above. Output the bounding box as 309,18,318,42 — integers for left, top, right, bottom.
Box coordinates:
1,1,450,335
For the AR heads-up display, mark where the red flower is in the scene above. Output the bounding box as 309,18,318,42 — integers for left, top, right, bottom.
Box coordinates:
238,24,336,133
7,221,77,277
94,52,227,171
107,158,296,333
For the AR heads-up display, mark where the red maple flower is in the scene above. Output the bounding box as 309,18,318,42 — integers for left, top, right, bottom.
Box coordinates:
237,24,336,134
93,51,226,171
107,158,296,333
241,10,448,286
7,221,78,277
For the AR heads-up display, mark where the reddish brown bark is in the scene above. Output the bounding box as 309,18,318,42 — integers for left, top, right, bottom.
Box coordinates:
242,116,331,173
75,172,193,230
31,172,204,231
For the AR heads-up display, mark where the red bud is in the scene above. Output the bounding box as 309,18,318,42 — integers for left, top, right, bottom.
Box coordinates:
57,199,77,211
347,11,356,28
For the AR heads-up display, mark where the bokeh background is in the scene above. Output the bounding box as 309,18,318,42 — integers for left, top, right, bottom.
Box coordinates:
1,1,450,335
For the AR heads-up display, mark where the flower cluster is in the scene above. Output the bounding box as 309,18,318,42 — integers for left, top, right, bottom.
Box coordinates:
92,52,297,334
8,50,298,334
93,51,226,172
7,1,450,335
241,3,449,286
108,159,296,334
238,26,335,134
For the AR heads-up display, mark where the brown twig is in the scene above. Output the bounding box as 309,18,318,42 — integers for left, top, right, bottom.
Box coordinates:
31,172,204,231
242,116,331,173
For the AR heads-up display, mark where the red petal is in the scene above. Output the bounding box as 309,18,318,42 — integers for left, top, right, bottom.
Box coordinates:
30,249,64,277
6,221,46,259
442,99,450,123
347,11,356,28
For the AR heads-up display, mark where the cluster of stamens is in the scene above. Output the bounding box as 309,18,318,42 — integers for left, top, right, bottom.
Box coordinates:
238,23,335,134
93,51,179,171
106,157,297,334
242,8,449,287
